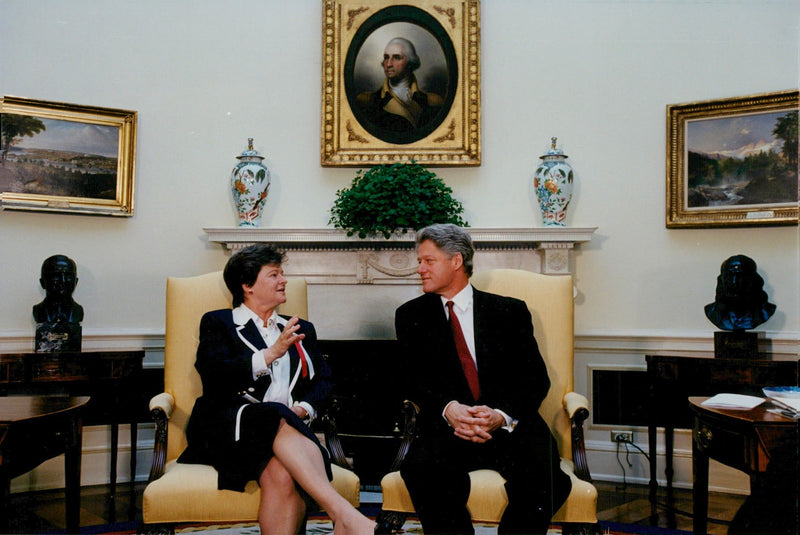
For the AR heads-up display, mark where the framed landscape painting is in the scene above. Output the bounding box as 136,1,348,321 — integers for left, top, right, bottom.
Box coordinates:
321,0,481,166
666,90,798,228
0,96,137,217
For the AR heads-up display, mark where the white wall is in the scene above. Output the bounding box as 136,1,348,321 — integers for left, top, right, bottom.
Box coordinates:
1,0,798,491
1,0,797,339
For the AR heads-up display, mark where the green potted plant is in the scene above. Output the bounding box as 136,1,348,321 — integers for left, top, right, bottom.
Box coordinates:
329,162,468,239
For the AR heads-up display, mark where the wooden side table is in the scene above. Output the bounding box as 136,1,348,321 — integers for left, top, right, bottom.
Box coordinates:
0,395,90,533
690,396,799,535
645,352,798,524
0,349,144,520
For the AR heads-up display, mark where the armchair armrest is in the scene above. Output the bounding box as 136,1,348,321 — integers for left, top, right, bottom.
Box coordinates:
564,391,589,420
321,397,353,470
563,391,592,482
149,392,175,418
147,392,174,483
389,400,418,471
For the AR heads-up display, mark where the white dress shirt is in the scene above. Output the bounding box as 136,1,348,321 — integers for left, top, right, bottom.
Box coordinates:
440,285,516,431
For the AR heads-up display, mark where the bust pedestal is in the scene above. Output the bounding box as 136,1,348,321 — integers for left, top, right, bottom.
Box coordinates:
35,322,82,352
714,331,759,359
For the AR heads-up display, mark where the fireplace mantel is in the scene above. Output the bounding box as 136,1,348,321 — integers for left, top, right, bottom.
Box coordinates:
204,227,596,337
204,227,597,283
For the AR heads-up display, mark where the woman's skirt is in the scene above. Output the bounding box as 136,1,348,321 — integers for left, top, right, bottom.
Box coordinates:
216,402,332,492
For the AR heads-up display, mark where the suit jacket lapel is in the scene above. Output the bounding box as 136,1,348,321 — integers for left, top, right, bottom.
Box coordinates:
234,318,271,400
472,289,490,369
236,318,267,353
423,293,451,346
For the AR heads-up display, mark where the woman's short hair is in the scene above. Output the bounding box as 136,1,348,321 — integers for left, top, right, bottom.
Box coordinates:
223,244,285,307
415,223,474,277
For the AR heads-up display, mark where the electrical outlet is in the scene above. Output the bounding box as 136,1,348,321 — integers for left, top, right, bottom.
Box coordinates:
611,430,634,443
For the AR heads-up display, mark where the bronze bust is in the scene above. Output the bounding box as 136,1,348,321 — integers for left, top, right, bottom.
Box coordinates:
33,255,83,351
704,255,776,331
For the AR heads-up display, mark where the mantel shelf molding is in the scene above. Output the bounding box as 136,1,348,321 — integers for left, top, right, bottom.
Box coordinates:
203,227,597,282
204,227,597,250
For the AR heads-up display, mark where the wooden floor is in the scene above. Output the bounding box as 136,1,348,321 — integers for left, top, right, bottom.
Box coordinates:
594,480,746,534
3,480,748,534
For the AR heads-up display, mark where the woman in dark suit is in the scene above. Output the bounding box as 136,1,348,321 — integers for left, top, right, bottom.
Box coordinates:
178,244,375,535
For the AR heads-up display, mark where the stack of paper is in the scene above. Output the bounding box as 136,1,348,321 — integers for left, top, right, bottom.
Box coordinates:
701,393,765,410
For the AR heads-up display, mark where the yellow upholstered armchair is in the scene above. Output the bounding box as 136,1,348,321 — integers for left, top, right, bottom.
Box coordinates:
141,272,360,533
379,269,599,535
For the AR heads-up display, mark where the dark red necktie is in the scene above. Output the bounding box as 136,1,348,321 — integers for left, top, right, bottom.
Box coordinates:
446,300,480,400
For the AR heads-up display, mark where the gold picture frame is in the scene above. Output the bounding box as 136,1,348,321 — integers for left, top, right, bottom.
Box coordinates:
0,96,137,217
666,90,798,228
321,0,481,166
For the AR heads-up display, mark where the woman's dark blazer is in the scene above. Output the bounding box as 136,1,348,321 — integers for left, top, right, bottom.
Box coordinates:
178,308,333,489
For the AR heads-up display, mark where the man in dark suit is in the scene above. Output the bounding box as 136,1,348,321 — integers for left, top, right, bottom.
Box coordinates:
395,224,571,535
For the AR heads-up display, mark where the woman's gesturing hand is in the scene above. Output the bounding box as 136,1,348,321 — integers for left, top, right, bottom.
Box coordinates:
262,315,306,366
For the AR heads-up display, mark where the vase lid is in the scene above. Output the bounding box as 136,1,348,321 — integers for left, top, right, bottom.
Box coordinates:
237,137,265,161
539,137,567,159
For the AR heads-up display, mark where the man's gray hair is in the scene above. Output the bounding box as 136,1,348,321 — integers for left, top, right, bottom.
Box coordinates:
386,37,421,72
415,223,474,277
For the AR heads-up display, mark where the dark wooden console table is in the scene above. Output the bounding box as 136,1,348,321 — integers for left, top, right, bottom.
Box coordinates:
0,349,144,520
690,396,799,535
0,395,90,533
645,352,798,524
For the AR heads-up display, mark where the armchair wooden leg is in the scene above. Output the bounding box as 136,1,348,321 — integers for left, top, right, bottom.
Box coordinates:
376,510,407,534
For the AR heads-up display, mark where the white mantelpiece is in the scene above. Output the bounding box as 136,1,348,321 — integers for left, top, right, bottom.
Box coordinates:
204,227,596,338
204,227,597,282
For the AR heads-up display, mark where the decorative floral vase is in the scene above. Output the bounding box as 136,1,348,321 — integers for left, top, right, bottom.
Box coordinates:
534,137,574,226
231,138,271,227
